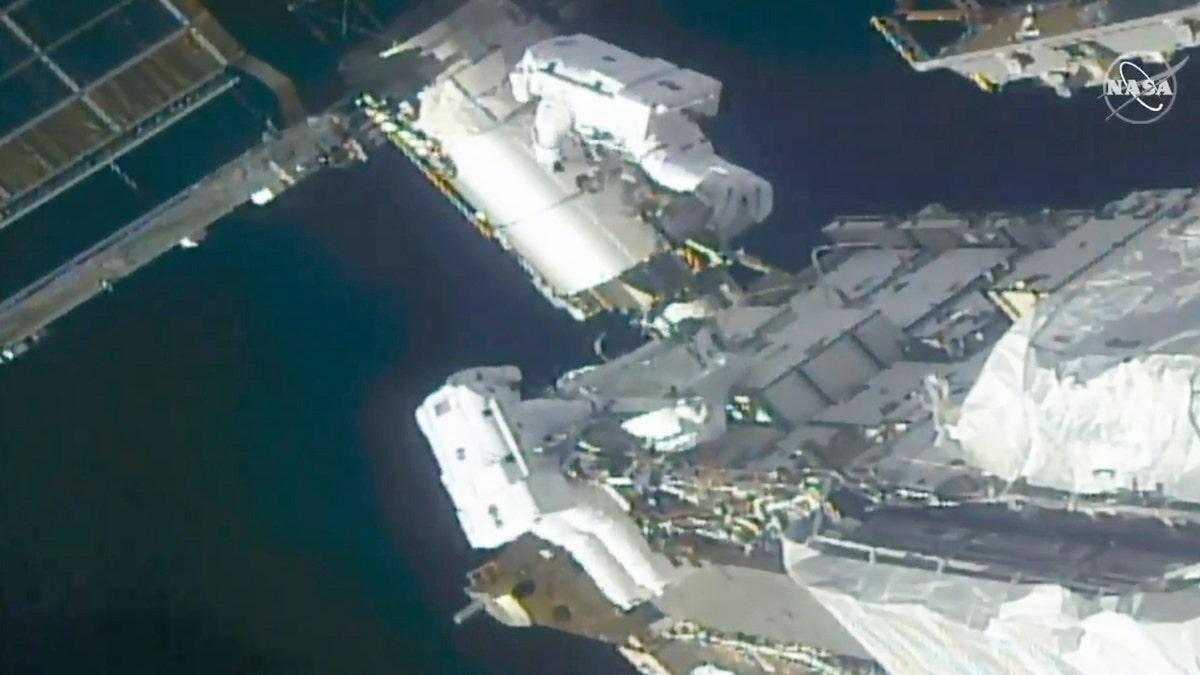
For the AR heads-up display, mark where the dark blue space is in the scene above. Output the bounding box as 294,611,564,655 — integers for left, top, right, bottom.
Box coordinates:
3,1,1200,674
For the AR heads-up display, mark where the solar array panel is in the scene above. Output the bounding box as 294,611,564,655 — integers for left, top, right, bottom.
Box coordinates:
0,0,245,227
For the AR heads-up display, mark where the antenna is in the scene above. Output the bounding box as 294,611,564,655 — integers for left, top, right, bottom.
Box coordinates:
287,0,385,43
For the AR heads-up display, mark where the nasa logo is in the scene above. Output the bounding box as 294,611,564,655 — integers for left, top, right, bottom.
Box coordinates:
1100,52,1189,125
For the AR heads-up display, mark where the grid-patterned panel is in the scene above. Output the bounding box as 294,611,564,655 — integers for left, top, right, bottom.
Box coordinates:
11,0,122,48
0,15,52,132
34,0,182,85
0,0,244,215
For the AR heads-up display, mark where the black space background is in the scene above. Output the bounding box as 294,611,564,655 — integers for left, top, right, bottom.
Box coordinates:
3,1,1200,673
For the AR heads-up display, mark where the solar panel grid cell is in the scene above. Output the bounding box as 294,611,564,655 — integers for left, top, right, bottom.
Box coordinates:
0,0,244,225
40,0,179,84
10,0,109,47
0,59,66,138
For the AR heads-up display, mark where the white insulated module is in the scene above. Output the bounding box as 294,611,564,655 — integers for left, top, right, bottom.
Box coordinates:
364,2,771,320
